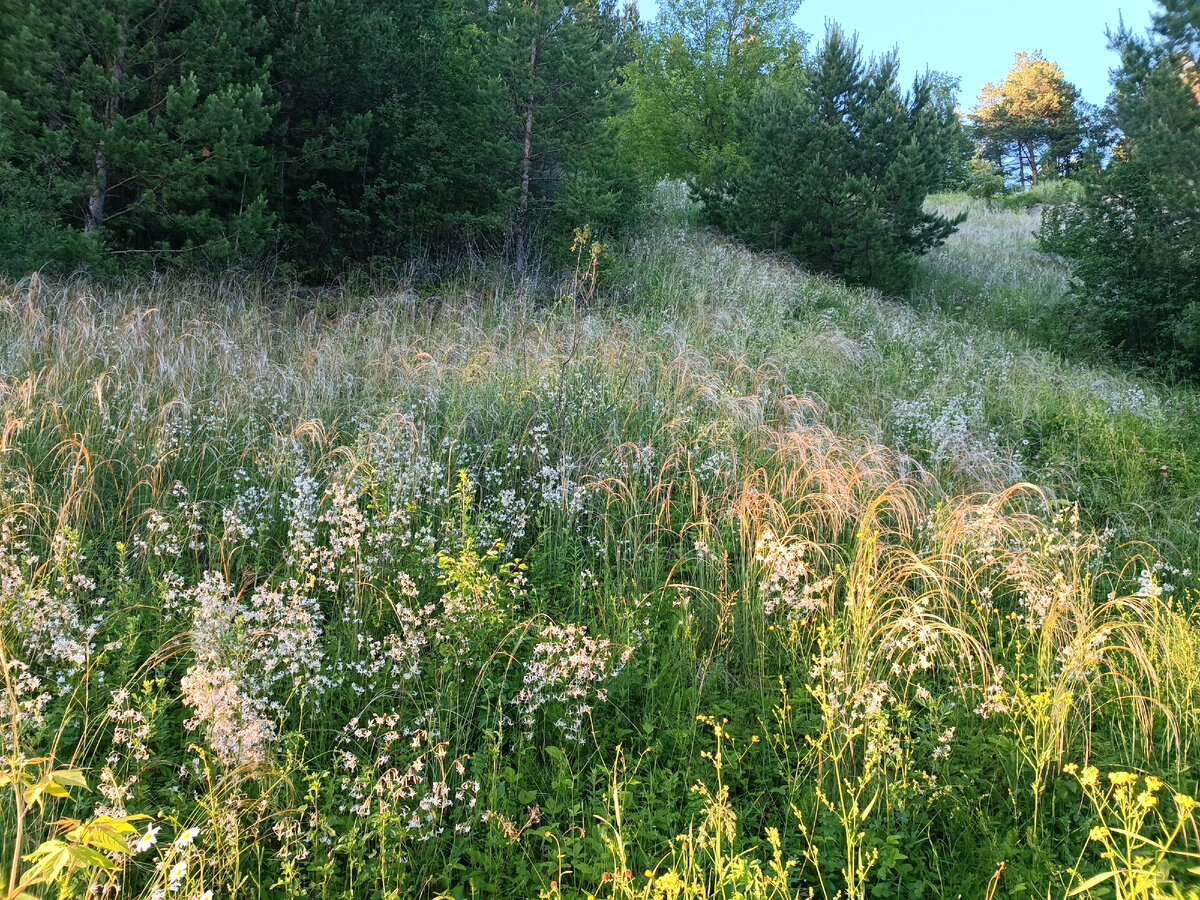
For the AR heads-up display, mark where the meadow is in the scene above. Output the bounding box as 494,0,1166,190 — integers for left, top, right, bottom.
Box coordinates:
2,187,1199,899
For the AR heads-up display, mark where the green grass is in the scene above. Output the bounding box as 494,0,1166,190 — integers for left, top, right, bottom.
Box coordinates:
1,190,1198,900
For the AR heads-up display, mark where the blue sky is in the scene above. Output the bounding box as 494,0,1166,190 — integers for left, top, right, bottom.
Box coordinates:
633,0,1162,111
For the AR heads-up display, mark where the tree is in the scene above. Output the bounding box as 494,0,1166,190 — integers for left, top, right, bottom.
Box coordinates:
706,25,964,294
970,51,1083,188
620,0,806,183
0,0,274,272
252,0,510,269
1039,1,1200,371
484,0,637,274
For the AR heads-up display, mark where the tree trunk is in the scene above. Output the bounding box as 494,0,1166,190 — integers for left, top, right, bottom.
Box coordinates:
277,0,304,189
85,147,108,234
514,2,539,277
85,4,128,235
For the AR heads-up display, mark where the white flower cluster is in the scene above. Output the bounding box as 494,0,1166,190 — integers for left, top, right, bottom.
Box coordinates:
891,392,1016,482
753,528,833,623
0,653,49,733
0,520,98,688
336,714,481,840
511,622,633,744
180,570,326,768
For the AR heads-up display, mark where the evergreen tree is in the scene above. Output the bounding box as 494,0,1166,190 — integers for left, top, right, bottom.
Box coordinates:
251,0,508,267
483,0,637,273
969,51,1084,188
1040,2,1200,371
0,0,274,272
0,2,100,272
706,25,963,294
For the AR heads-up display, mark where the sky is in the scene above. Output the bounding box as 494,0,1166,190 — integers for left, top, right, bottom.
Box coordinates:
633,0,1162,111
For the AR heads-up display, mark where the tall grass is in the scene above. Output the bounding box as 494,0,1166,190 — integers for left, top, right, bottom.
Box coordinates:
0,194,1198,899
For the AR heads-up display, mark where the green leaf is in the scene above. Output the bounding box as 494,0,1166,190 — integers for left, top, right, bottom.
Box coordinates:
21,840,71,887
1068,870,1117,896
81,826,131,855
67,844,115,871
50,768,88,790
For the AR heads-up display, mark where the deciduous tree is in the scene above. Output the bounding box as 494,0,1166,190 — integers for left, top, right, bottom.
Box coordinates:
620,0,805,184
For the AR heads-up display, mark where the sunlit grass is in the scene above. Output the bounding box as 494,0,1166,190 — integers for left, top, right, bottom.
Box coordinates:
0,193,1198,898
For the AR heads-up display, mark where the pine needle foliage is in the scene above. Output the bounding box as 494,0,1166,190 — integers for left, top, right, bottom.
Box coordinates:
703,25,965,295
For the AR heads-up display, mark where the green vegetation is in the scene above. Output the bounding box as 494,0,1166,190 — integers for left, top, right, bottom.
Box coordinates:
704,25,964,293
1039,3,1200,374
1,189,1199,899
619,0,806,184
3,0,1200,897
0,0,640,275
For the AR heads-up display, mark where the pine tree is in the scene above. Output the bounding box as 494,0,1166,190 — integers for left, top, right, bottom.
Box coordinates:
969,52,1084,189
252,0,514,269
707,25,963,294
1040,2,1200,371
483,0,636,274
0,0,274,271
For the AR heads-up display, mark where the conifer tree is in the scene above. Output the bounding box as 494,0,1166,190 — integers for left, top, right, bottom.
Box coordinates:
0,0,274,271
707,25,963,294
1040,1,1200,370
484,0,636,273
970,51,1084,188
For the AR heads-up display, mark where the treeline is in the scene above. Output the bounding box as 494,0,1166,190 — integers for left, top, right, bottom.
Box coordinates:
0,0,969,288
0,0,640,276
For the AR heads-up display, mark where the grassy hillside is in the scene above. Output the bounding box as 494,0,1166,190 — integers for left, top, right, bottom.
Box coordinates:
1,190,1198,900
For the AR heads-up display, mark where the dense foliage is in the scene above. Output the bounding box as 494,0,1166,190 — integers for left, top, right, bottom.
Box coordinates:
619,0,806,183
0,0,967,286
0,0,639,275
703,26,965,294
1039,3,1200,373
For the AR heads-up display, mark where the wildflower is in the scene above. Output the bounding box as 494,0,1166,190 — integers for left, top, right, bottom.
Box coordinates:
1089,826,1110,841
168,859,188,891
174,826,200,849
1080,766,1099,787
133,824,161,853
